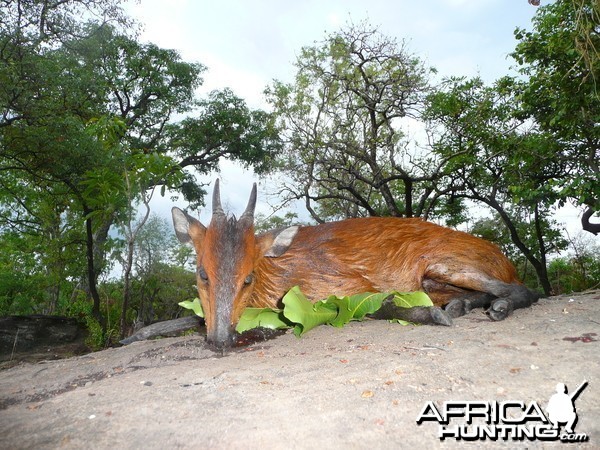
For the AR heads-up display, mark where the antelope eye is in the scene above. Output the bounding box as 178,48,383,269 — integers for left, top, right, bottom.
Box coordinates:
243,273,254,285
198,267,209,283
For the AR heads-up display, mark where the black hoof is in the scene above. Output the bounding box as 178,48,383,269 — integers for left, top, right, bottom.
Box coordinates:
486,298,513,321
431,306,453,326
445,298,471,318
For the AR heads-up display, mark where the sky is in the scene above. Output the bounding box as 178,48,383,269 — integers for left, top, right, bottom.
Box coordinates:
123,0,581,231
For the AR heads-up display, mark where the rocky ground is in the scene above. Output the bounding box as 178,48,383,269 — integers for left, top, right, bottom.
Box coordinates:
0,291,598,449
0,315,89,369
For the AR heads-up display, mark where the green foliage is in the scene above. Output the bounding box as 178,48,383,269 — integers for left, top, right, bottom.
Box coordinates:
282,287,434,336
63,291,119,350
181,286,434,338
281,287,339,336
266,21,437,221
179,298,204,318
510,0,600,214
172,89,281,176
0,1,280,337
0,271,44,316
546,232,600,294
0,233,43,315
0,226,85,315
236,308,290,332
547,256,600,295
254,212,304,233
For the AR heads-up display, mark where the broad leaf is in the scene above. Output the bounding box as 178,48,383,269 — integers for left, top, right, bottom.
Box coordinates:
328,291,433,327
391,291,433,308
236,308,291,333
179,288,435,338
327,292,387,327
282,286,337,336
178,298,204,318
345,292,391,319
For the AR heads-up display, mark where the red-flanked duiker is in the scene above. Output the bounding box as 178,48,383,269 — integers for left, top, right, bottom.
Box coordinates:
172,180,539,350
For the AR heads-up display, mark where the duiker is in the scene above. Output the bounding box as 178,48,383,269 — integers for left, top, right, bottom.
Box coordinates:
173,180,538,349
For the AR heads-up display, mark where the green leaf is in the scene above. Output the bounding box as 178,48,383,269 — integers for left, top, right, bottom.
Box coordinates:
327,292,387,327
388,292,434,325
323,295,354,326
236,308,291,333
391,291,434,308
327,291,433,327
282,286,338,336
178,298,204,318
346,292,391,319
178,288,435,337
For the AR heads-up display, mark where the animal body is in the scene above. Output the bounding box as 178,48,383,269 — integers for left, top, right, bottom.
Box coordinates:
172,180,539,349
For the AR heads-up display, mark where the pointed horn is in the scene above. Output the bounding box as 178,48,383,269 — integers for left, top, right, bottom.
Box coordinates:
212,179,225,216
241,183,257,220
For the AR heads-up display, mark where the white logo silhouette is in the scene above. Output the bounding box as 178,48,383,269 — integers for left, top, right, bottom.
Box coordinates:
546,380,588,434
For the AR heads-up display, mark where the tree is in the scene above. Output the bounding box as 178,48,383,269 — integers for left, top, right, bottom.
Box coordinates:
1,4,190,327
548,231,600,293
118,157,177,339
0,2,281,335
170,88,281,207
254,211,303,234
511,0,600,234
266,22,440,223
129,215,189,329
424,76,568,295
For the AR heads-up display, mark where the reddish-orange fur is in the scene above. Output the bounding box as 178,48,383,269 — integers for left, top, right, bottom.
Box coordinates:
251,217,519,309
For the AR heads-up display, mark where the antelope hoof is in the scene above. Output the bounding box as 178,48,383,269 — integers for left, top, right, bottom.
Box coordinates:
445,298,471,318
487,298,513,321
431,307,453,326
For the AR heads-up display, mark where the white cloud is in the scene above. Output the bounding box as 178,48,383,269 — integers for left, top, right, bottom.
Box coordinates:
127,0,541,223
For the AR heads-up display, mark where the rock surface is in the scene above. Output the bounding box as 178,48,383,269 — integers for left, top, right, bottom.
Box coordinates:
0,315,88,366
0,292,598,449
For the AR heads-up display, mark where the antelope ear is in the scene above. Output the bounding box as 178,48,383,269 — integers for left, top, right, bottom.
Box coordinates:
258,226,299,258
172,207,206,245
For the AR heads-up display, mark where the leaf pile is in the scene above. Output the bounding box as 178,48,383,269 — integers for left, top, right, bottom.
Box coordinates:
179,286,433,337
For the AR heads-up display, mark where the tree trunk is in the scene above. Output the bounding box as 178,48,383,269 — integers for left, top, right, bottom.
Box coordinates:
84,211,106,333
481,196,551,296
533,203,552,295
76,212,115,333
120,238,135,340
404,178,414,218
119,182,153,339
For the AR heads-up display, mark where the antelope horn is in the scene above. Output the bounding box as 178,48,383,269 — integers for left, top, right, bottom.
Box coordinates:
241,183,257,220
212,179,225,217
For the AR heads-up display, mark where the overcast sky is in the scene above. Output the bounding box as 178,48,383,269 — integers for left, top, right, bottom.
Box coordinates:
129,0,539,107
123,0,581,229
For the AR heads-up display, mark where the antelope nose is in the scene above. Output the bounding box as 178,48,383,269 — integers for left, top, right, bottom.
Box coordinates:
207,326,236,351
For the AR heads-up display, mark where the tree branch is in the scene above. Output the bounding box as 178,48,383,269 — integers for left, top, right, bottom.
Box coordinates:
581,206,600,235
